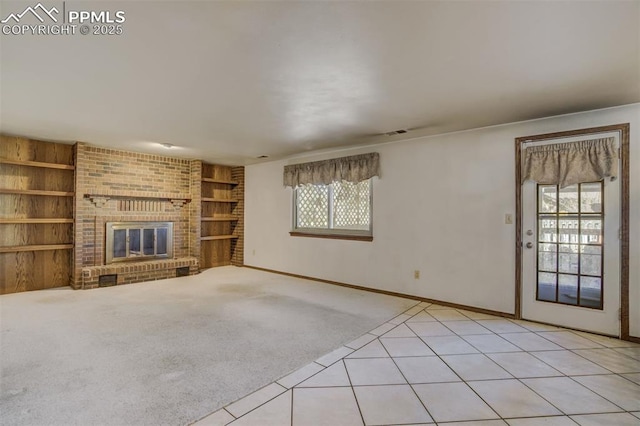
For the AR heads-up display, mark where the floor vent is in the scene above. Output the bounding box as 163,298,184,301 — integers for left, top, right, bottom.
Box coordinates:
176,267,190,277
98,274,118,287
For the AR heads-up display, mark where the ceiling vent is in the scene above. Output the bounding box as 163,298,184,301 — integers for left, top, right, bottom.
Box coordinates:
384,129,408,136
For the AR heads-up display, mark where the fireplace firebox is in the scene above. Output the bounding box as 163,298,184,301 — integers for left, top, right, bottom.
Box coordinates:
105,222,173,264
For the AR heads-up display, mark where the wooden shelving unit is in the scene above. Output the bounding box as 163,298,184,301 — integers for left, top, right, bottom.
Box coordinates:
0,136,75,294
0,188,74,197
201,235,239,241
0,157,75,170
200,163,244,269
201,197,238,203
201,216,239,222
0,244,74,253
0,218,74,224
201,177,238,185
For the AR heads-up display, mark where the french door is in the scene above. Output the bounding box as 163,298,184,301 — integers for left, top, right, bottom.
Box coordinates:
521,133,621,336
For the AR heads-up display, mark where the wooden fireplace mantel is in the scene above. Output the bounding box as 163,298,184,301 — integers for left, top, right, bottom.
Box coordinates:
84,193,192,208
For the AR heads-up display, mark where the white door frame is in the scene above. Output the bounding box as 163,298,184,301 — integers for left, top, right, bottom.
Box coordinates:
515,123,631,340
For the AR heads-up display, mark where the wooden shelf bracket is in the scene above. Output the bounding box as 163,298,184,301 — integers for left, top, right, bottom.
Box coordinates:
87,195,110,208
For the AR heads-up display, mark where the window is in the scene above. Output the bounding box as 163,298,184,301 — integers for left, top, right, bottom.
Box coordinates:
284,152,379,240
536,182,604,309
292,179,372,240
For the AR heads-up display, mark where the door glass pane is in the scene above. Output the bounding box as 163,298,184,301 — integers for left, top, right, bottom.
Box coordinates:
581,183,602,213
558,274,578,305
143,229,155,255
580,277,602,308
581,218,602,244
558,244,578,274
558,185,579,213
538,217,556,242
537,272,557,302
113,229,126,258
558,218,579,243
538,243,557,272
157,228,167,255
129,229,141,256
580,245,602,276
538,186,557,213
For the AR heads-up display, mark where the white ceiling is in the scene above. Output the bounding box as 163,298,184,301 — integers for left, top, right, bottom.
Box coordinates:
1,1,639,165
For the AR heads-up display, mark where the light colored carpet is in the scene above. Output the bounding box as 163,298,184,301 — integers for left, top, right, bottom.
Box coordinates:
0,266,416,426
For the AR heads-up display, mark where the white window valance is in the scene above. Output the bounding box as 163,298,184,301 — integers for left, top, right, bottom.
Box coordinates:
283,152,380,187
522,137,618,188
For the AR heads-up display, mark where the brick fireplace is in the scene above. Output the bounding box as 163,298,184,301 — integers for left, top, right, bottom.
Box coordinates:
72,143,201,289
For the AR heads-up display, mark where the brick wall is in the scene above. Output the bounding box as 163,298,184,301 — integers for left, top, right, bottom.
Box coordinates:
190,160,202,264
72,143,201,289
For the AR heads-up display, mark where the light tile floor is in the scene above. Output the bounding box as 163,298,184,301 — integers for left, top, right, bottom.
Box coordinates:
194,302,640,426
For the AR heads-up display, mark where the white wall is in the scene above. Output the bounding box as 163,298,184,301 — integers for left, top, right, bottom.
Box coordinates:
244,104,640,336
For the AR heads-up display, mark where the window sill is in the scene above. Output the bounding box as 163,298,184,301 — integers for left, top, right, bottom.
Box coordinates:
289,231,373,242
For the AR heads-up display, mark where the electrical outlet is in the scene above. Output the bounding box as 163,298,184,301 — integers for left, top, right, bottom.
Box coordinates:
414,270,420,279
505,214,513,225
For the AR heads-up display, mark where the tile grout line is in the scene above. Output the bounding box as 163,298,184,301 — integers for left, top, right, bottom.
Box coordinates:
349,303,428,424
534,330,605,351
618,372,640,386
399,306,630,424
342,358,367,426
510,370,585,418
225,383,288,423
421,308,511,423
456,315,624,420
215,303,639,426
221,302,426,425
569,346,640,367
565,373,636,415
224,408,236,426
297,303,425,426
401,305,508,423
379,334,439,424
289,386,293,426
463,314,634,419
496,331,566,352
486,334,569,378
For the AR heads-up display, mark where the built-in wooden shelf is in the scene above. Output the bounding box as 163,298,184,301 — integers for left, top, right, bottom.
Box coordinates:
201,235,239,241
200,163,244,270
0,218,74,224
0,157,75,170
201,216,239,222
0,188,74,197
0,243,74,253
201,178,238,185
201,198,238,203
1,137,75,295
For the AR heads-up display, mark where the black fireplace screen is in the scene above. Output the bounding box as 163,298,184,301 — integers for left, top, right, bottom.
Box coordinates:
106,222,173,264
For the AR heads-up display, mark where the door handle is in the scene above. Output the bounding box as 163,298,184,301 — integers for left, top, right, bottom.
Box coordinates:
525,242,533,249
